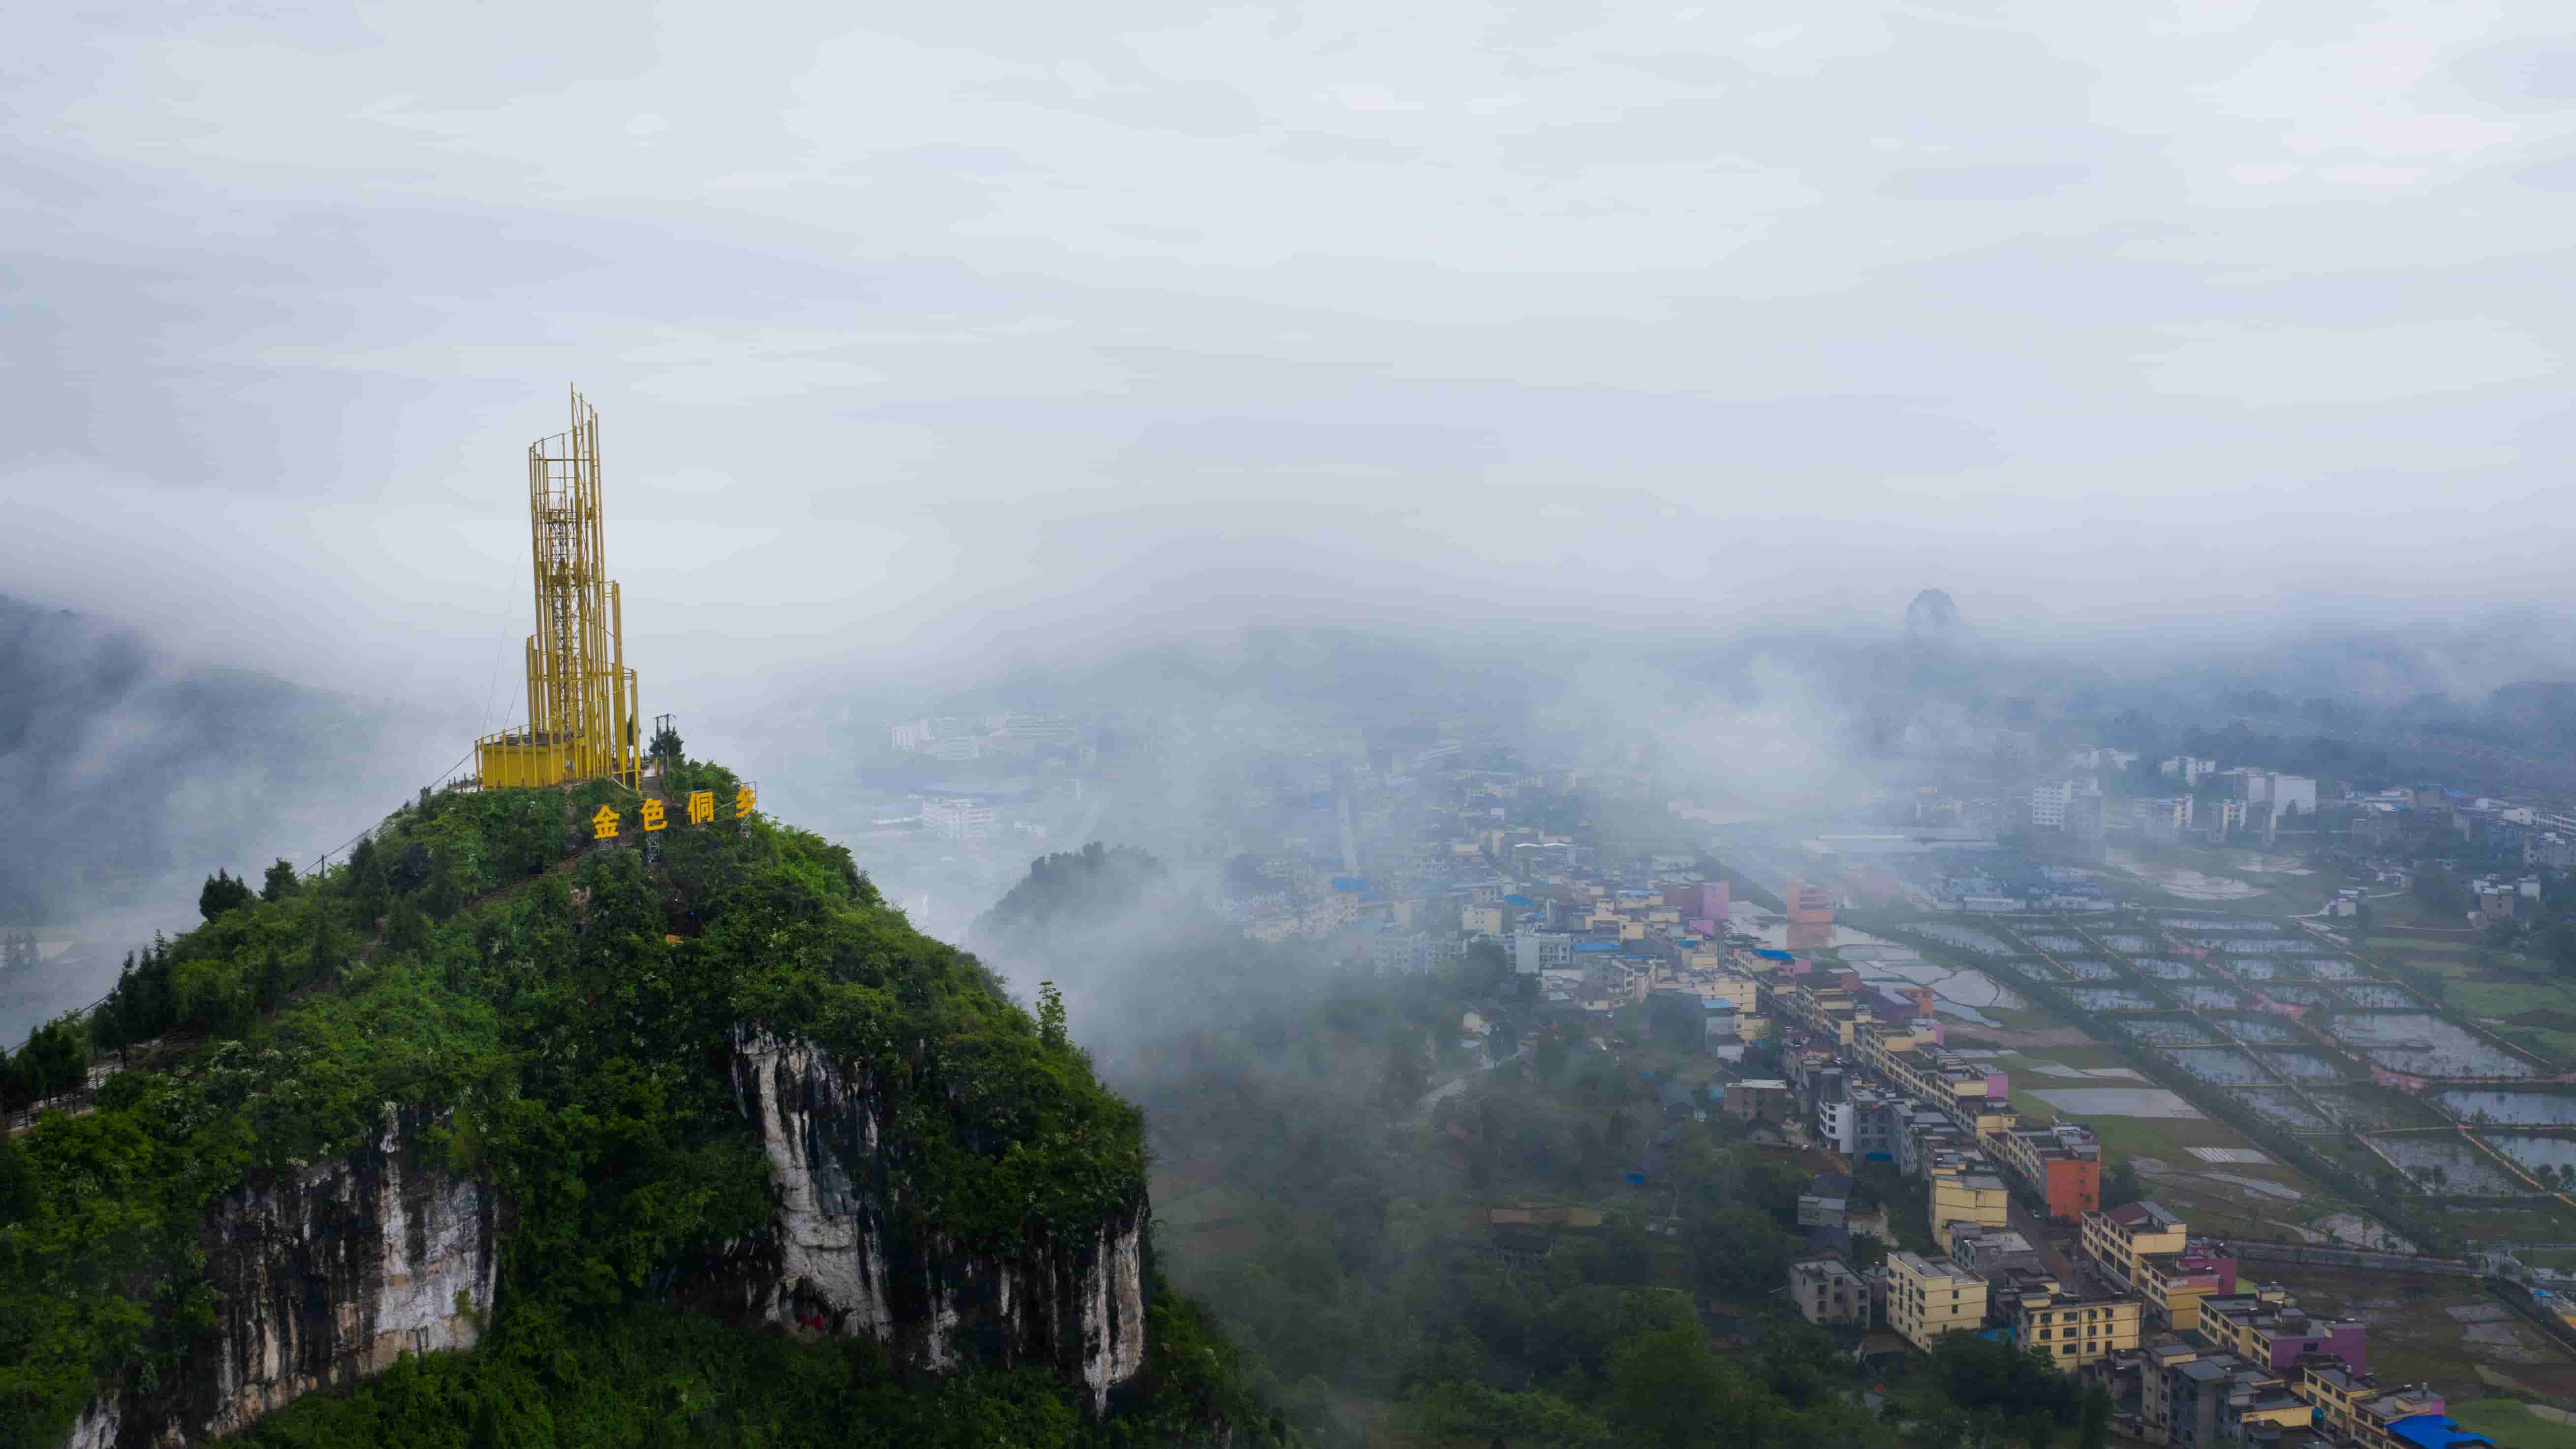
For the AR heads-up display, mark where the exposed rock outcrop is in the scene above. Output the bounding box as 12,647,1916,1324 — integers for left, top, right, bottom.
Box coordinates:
76,1107,498,1448
720,1029,1148,1411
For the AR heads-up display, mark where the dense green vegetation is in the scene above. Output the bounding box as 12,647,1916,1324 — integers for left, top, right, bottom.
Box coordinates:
0,763,1271,1448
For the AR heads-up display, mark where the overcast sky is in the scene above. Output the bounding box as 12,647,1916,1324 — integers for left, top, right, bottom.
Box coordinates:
7,2,2576,717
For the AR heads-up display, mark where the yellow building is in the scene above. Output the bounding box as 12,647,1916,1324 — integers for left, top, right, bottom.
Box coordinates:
2079,1200,2187,1293
2010,1294,2141,1369
2292,1363,2450,1449
1887,1251,1988,1353
1463,904,1504,936
1927,1154,2012,1245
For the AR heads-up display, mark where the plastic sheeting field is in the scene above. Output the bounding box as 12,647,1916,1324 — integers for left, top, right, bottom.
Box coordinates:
2177,985,2248,1010
2023,934,2087,953
2334,984,2420,1009
2096,933,2151,953
2055,958,2122,981
2211,1015,2300,1045
2130,958,2204,980
2071,987,2160,1012
2125,1016,2222,1046
1916,925,2016,956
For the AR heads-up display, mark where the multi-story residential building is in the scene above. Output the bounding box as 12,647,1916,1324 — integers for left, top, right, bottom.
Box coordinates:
2204,1295,2368,1377
1798,1172,1854,1229
1512,930,1571,975
2008,1292,2141,1369
2081,1201,2188,1295
1789,1254,1870,1327
2133,1240,2239,1332
1886,1251,1988,1352
1927,1156,2011,1247
1821,1084,1900,1163
2031,780,2073,829
1723,1079,1794,1122
2288,1362,2475,1449
922,797,998,841
1989,1121,2102,1219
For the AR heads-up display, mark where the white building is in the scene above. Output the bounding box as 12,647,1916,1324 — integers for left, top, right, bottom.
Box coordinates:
922,798,998,841
1513,930,1572,976
2030,781,2074,830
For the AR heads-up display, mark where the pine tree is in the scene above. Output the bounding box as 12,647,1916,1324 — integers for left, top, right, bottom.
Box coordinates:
260,858,298,903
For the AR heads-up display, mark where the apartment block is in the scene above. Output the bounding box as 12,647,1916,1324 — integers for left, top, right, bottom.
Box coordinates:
2081,1200,2188,1294
1989,1121,2102,1220
1887,1251,1988,1352
1789,1254,1870,1327
2009,1292,2141,1370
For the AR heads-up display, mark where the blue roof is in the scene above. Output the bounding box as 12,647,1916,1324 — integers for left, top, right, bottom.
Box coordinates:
1502,894,1533,905
1753,948,1795,961
2389,1416,2494,1449
1329,876,1366,892
1573,941,1620,953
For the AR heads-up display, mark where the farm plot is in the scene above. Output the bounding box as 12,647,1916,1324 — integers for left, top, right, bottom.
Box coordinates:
2438,1089,2576,1127
2373,1134,2532,1197
2333,984,2421,1009
2130,957,2204,980
2210,1015,2301,1045
2124,1016,2222,1046
2327,1014,2537,1079
2071,987,2160,1012
2177,984,2248,1011
1916,925,2015,956
2235,1087,2337,1133
2256,1050,2349,1082
2054,958,2122,981
2228,959,2286,981
2096,933,2152,953
2167,918,2280,933
2304,959,2363,980
2166,1047,2275,1085
2307,1086,2456,1131
2256,985,2334,1007
2022,934,2088,953
2475,1133,2576,1185
2214,937,2321,955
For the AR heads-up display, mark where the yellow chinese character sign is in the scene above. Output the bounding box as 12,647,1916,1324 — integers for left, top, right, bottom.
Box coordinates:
734,785,757,819
686,790,714,825
640,799,667,832
591,804,621,840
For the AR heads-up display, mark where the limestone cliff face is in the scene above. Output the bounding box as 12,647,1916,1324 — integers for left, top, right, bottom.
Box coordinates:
72,1107,499,1449
718,1029,1148,1411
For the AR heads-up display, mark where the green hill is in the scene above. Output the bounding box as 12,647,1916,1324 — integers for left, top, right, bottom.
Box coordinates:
0,761,1274,1448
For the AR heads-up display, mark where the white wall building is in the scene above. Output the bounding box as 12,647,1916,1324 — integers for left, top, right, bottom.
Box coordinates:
923,798,998,841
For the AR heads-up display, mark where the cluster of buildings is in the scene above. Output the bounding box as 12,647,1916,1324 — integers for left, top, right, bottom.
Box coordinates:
1752,964,2513,1448
1798,1195,2498,1448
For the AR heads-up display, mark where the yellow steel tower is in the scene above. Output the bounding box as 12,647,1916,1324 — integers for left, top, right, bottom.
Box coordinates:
473,388,641,790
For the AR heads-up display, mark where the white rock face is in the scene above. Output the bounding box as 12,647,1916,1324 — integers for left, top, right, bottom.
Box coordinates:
731,1028,1148,1412
61,1109,497,1448
62,1396,120,1449
734,1029,895,1336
